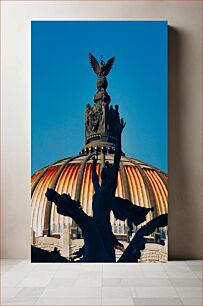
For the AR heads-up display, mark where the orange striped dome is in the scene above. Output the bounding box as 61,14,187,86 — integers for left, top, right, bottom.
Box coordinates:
31,154,168,237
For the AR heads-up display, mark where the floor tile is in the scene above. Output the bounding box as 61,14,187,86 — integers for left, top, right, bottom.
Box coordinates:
143,271,169,278
102,286,132,298
102,297,134,305
41,287,101,298
140,263,165,272
33,264,60,273
102,263,142,273
47,277,77,288
133,297,183,305
35,297,102,305
15,287,45,298
80,263,103,272
164,265,192,272
175,286,202,298
78,270,102,278
74,277,102,287
17,271,55,287
1,265,15,274
170,277,202,287
193,271,202,279
54,268,80,278
166,271,197,278
2,287,22,299
2,296,39,305
1,298,10,305
180,296,202,305
185,260,202,265
2,262,35,287
188,264,202,272
102,270,144,279
56,263,82,272
102,277,123,287
133,286,179,298
123,277,172,287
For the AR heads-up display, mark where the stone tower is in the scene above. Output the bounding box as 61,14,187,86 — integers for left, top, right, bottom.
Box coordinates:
81,53,122,157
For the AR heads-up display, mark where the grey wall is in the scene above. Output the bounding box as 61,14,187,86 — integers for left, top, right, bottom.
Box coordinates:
1,1,202,259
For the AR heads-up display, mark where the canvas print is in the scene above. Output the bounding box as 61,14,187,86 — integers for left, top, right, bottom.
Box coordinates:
31,21,168,263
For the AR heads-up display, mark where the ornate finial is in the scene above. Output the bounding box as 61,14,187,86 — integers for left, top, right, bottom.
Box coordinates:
89,53,115,77
82,53,121,153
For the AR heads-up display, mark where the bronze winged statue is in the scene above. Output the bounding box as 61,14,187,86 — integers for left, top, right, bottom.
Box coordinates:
89,53,115,77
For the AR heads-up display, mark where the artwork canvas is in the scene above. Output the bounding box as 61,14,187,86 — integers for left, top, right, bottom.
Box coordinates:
31,21,168,263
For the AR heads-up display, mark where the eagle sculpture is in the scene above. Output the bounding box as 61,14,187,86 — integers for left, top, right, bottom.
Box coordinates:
89,53,115,77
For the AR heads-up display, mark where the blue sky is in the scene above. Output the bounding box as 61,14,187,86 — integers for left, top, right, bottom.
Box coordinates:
31,21,168,174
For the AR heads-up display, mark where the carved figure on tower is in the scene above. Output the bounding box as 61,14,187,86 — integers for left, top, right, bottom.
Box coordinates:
84,53,122,148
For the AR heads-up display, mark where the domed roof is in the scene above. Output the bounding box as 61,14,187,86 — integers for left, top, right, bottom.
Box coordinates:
31,153,168,237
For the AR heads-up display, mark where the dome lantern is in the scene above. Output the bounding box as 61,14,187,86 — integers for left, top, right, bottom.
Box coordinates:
83,53,122,155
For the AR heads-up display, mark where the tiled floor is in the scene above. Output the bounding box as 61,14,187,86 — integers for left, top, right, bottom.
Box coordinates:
1,260,202,305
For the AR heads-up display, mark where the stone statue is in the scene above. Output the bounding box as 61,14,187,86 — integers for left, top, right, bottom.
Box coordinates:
89,53,115,95
85,103,92,133
44,188,168,263
89,53,115,77
84,53,121,143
